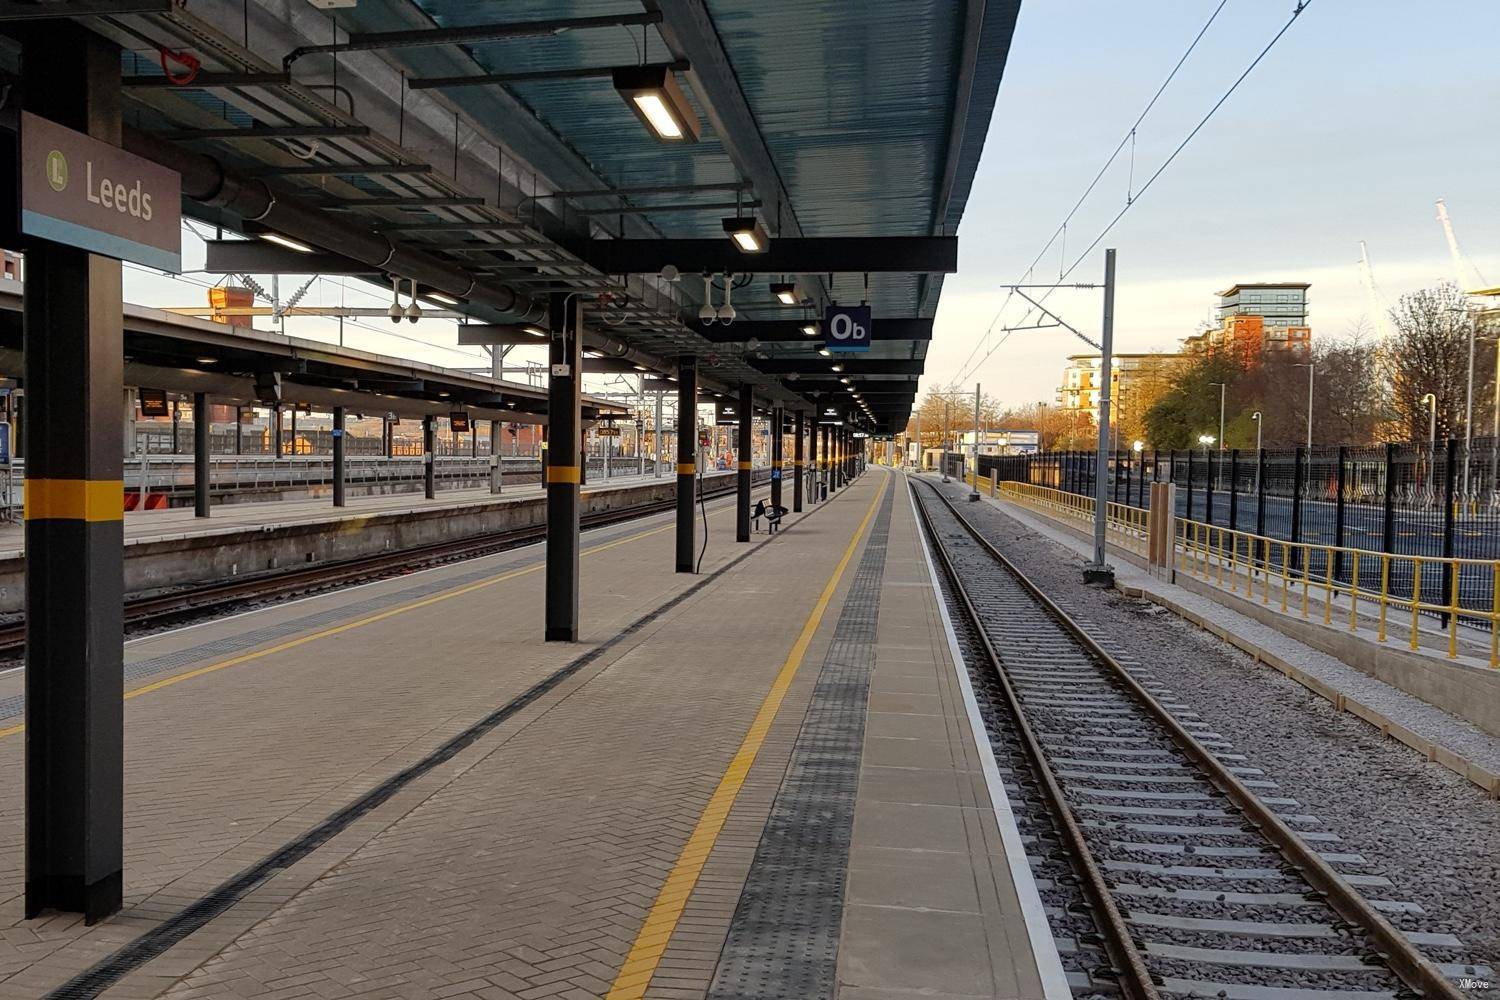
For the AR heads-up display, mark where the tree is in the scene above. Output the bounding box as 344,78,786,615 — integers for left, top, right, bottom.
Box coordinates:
1383,282,1492,443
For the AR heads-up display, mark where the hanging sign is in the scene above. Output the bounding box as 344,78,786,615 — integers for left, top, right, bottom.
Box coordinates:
822,304,872,353
449,411,471,433
596,426,621,438
18,112,182,272
139,388,170,417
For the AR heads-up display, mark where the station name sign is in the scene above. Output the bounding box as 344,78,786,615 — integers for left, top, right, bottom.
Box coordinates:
18,111,181,272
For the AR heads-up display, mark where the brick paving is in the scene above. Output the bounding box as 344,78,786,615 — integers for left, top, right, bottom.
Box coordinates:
0,470,1057,1000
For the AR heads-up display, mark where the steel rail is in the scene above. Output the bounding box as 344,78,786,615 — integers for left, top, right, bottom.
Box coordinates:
911,475,1465,1000
0,478,755,658
908,477,1158,1000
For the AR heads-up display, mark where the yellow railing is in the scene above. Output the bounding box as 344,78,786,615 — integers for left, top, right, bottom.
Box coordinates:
995,480,1500,667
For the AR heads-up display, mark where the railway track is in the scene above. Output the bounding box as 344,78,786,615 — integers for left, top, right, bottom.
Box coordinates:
909,475,1486,1000
0,479,753,659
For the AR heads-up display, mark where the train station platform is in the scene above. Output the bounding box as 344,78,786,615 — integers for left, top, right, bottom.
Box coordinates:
0,470,765,614
0,468,1063,1000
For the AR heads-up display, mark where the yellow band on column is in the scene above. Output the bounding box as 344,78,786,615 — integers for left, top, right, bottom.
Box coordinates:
677,463,697,475
24,479,124,522
545,465,581,484
737,461,753,470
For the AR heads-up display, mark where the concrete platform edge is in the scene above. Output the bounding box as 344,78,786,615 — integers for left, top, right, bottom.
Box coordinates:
903,479,1072,998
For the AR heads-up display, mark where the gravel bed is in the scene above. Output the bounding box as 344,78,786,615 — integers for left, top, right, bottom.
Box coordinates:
929,476,1500,974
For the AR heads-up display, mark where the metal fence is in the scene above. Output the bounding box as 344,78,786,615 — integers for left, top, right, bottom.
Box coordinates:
982,439,1500,618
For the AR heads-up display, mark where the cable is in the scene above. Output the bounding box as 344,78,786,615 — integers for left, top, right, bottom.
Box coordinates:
952,0,1230,382
956,0,1313,384
695,465,708,574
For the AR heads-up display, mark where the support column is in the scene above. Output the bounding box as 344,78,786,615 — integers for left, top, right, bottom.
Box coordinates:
771,405,784,511
737,384,753,542
809,415,819,504
490,419,502,494
822,426,832,494
674,356,698,572
234,405,242,455
793,410,805,513
546,293,583,637
21,22,125,924
332,405,346,507
423,415,435,499
273,407,283,458
193,392,209,517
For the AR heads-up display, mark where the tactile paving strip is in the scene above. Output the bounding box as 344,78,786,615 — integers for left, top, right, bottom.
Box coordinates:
707,488,893,1000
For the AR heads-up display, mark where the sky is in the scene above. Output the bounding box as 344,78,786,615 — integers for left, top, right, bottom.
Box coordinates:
929,0,1500,408
120,0,1500,409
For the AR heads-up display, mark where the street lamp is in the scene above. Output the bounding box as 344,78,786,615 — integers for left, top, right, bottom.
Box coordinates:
1293,363,1313,449
1250,410,1263,493
1421,392,1438,473
1198,434,1216,455
1132,439,1144,453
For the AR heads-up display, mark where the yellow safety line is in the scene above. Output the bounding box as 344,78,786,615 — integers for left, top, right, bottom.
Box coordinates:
604,476,885,1000
0,520,679,741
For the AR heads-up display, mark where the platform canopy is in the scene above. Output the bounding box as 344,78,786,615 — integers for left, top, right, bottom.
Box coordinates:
77,0,1020,435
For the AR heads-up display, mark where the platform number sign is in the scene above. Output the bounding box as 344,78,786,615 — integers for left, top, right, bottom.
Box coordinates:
823,304,872,353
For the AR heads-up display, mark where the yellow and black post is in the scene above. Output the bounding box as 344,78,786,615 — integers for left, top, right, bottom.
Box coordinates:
332,405,346,507
770,404,784,511
792,409,805,513
193,391,210,517
674,355,697,572
546,293,579,638
736,384,753,542
808,413,819,504
546,292,583,638
21,23,125,923
423,414,436,499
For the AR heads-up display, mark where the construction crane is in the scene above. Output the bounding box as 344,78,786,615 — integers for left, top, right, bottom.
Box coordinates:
1436,198,1488,293
1357,241,1395,339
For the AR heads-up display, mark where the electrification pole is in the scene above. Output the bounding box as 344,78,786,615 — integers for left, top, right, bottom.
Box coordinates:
969,383,981,500
1084,249,1117,585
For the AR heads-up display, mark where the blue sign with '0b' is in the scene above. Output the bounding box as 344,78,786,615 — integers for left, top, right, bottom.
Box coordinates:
823,304,872,353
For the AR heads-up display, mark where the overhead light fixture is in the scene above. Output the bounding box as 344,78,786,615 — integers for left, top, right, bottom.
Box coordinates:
613,64,701,143
259,231,313,253
818,347,832,357
522,325,547,338
830,363,843,372
800,322,818,337
195,356,217,364
632,364,648,371
422,291,460,307
584,350,604,358
722,216,769,253
840,377,851,384
438,391,450,398
770,281,797,306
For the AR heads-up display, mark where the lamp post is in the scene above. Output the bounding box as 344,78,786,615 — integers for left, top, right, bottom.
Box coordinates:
1251,410,1263,493
1421,392,1438,475
1209,380,1226,489
1293,362,1314,448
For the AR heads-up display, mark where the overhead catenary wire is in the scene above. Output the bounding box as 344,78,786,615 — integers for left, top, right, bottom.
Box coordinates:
956,0,1314,385
950,0,1233,384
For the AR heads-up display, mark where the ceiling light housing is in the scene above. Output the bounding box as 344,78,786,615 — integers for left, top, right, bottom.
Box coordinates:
613,64,701,143
800,322,818,337
422,292,460,307
259,231,314,253
770,281,798,306
722,216,769,253
522,325,547,338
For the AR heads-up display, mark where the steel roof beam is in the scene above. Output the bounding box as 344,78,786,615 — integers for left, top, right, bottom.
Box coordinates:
203,240,376,276
0,0,169,17
408,59,688,91
122,72,292,89
284,11,662,71
755,359,923,375
692,319,933,342
376,221,531,233
561,237,956,275
240,162,431,178
544,182,750,199
573,200,759,217
149,125,370,141
323,196,487,210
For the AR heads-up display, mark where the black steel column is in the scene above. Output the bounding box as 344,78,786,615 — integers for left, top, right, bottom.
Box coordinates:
1290,446,1305,573
1228,449,1239,531
546,293,583,637
234,405,243,455
423,415,435,499
1440,437,1457,619
793,410,805,513
808,417,819,503
736,384,753,542
674,355,698,572
193,392,209,518
771,405,784,510
1381,443,1396,556
274,407,283,458
21,23,125,924
1334,445,1347,579
333,405,346,508
1256,448,1267,537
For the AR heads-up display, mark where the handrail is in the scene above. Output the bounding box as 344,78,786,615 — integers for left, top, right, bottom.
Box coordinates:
992,478,1500,668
